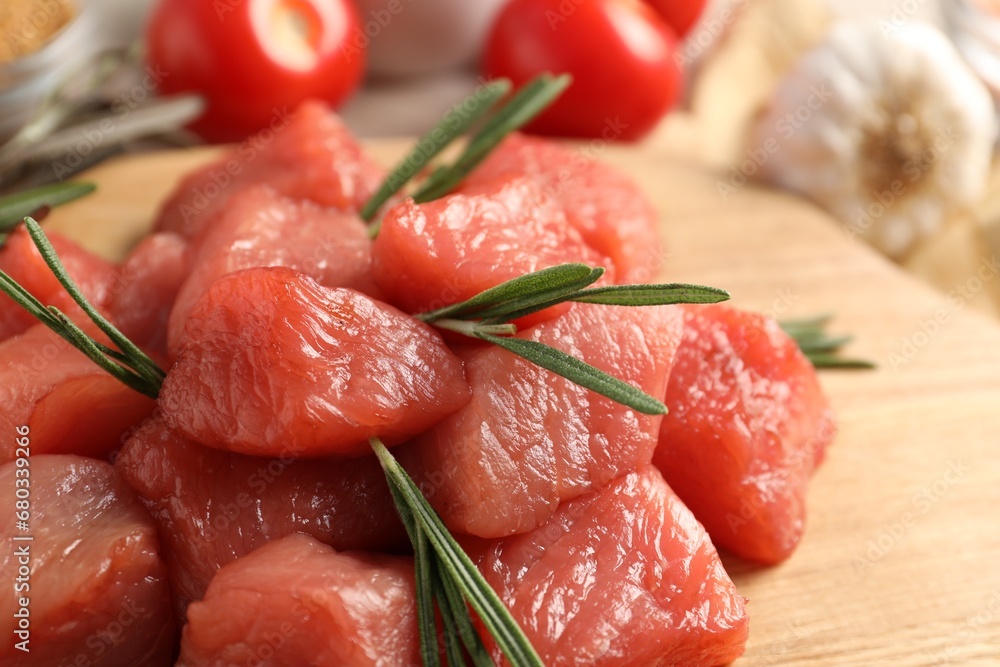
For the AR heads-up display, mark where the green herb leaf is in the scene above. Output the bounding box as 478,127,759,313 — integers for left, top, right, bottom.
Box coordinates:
0,267,59,324
0,218,165,397
364,75,571,236
50,308,161,397
476,333,667,415
24,218,165,385
361,79,512,224
568,283,731,307
0,182,96,229
436,587,468,667
779,314,833,331
482,281,731,324
418,264,728,415
780,315,874,370
418,265,730,326
382,474,448,666
792,334,854,354
803,354,876,369
412,74,573,203
468,75,559,145
469,269,617,323
414,525,444,667
0,271,158,393
371,438,545,667
436,570,493,667
432,319,517,338
0,263,158,396
417,264,602,323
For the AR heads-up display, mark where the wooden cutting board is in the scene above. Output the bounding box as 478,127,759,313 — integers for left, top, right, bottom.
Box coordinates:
43,143,1000,666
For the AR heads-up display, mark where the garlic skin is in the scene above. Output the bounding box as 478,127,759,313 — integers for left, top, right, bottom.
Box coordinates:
749,22,998,259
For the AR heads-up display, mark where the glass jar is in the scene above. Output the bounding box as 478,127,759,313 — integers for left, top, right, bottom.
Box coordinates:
0,0,99,144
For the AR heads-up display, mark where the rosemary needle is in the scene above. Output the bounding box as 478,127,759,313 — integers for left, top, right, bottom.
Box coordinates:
417,264,732,416
361,79,512,224
371,438,546,667
412,74,572,204
364,74,573,239
24,218,165,384
416,264,602,324
411,518,443,667
0,218,165,397
0,182,96,244
436,570,493,666
477,332,667,415
779,316,874,370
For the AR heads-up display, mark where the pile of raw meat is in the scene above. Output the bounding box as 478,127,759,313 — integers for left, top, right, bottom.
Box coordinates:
0,101,836,666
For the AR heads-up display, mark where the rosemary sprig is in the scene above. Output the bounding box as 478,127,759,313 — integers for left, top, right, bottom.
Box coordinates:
0,218,165,397
478,332,668,415
0,182,96,243
363,74,572,237
411,74,572,204
371,437,545,667
361,79,512,223
396,494,441,667
418,264,729,327
439,609,468,667
479,281,730,326
780,315,874,370
415,264,603,323
566,283,733,307
24,219,165,383
418,264,730,415
437,571,493,666
469,75,561,145
800,354,874,369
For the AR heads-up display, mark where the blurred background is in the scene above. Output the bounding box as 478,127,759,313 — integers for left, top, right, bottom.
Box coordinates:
2,0,999,316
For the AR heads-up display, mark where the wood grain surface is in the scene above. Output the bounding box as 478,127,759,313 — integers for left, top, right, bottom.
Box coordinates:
44,143,1000,666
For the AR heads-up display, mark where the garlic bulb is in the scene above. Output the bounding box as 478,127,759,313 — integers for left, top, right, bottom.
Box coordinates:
746,22,998,259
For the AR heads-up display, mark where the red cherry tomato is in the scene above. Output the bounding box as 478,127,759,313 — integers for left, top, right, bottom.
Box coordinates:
146,0,364,143
643,0,708,37
483,0,683,142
